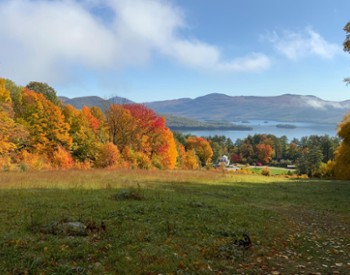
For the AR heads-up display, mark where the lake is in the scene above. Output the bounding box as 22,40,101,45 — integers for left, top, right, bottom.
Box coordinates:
181,120,338,142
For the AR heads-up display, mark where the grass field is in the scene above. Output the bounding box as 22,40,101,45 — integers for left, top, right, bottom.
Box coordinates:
0,169,349,274
249,166,296,176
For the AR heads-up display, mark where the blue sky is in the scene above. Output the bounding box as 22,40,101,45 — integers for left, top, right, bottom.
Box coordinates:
0,0,349,102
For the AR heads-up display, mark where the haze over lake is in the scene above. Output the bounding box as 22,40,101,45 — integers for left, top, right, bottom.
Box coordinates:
181,120,337,141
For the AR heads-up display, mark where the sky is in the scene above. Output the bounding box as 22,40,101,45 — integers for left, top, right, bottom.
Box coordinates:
1,0,350,103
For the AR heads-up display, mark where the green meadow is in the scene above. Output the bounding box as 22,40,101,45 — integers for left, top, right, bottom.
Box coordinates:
0,170,349,274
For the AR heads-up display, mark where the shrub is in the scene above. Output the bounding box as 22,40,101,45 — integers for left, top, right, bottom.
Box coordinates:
51,146,74,169
135,152,153,170
17,151,51,170
113,187,144,201
236,167,252,175
95,142,122,168
319,160,335,178
183,149,200,170
261,167,270,176
0,156,12,171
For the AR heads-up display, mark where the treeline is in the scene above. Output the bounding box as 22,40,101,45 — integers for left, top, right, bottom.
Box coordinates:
174,132,340,177
1,77,350,179
0,78,213,171
165,114,252,131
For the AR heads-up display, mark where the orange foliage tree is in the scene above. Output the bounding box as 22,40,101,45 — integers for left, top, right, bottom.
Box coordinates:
256,143,273,164
52,146,74,169
186,136,213,166
95,142,122,168
82,106,100,134
90,106,109,143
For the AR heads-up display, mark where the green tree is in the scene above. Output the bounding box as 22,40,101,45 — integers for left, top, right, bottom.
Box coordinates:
26,81,60,106
62,104,99,162
297,146,323,177
4,79,23,115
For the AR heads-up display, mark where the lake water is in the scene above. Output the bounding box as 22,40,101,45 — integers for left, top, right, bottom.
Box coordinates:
181,120,338,142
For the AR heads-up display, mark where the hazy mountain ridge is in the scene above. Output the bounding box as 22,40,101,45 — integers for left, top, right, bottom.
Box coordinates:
146,93,350,124
59,96,134,110
59,93,350,124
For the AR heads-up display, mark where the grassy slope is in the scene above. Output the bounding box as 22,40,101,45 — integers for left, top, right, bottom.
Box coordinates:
0,170,349,274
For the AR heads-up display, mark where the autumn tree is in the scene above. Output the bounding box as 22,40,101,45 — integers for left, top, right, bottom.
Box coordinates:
107,104,136,152
239,142,254,164
186,136,213,166
123,104,178,169
0,79,28,157
90,106,109,143
334,22,350,178
256,143,273,164
17,89,72,156
183,149,200,170
51,146,74,169
334,113,350,179
95,142,122,168
62,104,99,162
107,104,178,169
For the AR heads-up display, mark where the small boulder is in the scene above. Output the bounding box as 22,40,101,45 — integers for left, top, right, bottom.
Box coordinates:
61,222,87,236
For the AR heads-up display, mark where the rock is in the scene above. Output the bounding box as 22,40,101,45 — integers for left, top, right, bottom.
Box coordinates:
61,222,87,236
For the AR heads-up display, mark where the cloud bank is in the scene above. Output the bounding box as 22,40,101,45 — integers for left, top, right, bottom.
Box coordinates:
0,0,270,85
267,27,341,60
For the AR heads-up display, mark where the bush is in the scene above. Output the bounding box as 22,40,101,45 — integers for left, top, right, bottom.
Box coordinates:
17,151,51,171
261,167,270,176
319,160,335,178
95,143,122,168
135,152,153,170
51,146,74,169
0,156,12,171
236,167,252,175
113,187,144,201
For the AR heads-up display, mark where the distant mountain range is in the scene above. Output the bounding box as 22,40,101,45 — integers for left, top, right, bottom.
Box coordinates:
59,93,350,124
59,95,133,110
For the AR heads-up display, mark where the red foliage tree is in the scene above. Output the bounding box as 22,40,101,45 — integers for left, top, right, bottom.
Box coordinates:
256,143,273,164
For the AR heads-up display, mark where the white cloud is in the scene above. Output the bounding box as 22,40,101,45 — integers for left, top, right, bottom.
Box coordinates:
302,96,346,109
0,0,270,85
267,27,341,60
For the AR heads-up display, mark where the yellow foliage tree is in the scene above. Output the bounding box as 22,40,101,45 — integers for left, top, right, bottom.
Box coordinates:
17,89,72,155
186,136,213,166
95,142,122,168
334,113,350,179
0,79,28,157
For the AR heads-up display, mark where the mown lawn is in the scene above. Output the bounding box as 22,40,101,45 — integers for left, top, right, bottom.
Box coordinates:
0,169,349,274
249,166,296,176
